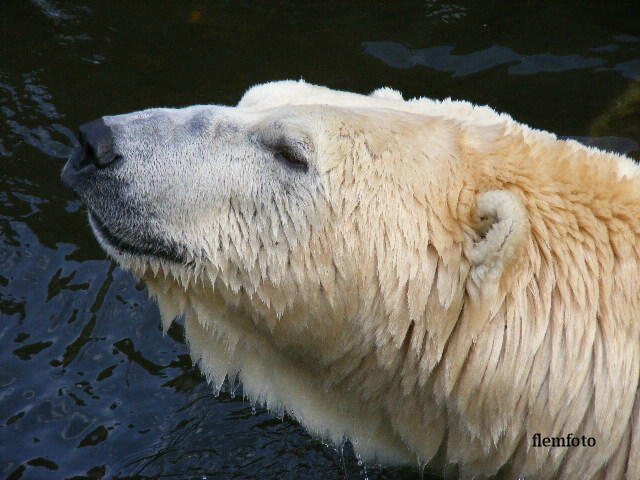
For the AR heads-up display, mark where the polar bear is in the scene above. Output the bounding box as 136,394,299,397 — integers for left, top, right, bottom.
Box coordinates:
61,80,640,479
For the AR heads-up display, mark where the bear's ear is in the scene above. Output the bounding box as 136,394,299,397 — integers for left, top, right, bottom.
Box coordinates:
466,190,529,302
369,87,404,101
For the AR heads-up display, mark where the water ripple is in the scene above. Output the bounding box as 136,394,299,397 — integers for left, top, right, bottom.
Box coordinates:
363,40,638,79
0,71,77,159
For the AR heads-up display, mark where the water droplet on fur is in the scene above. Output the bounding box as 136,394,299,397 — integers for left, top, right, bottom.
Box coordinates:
354,451,369,480
361,464,369,480
212,380,224,397
417,457,428,480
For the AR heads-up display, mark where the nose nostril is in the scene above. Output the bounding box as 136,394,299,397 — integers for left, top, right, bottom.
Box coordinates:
84,141,96,161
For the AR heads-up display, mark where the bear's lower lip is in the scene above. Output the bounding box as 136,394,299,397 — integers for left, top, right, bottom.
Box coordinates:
88,211,190,265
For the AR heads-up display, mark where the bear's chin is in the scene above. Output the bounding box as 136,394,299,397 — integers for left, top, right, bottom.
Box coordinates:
88,210,191,266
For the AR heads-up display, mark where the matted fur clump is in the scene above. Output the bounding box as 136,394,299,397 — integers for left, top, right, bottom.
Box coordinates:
62,80,640,479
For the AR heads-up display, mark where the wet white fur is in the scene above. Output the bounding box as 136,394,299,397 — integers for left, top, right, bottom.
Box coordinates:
95,80,640,479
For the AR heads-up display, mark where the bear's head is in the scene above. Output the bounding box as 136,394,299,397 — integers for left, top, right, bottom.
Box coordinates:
62,81,530,376
62,80,535,468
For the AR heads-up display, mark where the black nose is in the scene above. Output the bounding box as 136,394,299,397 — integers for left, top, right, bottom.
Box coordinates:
74,119,121,170
62,118,122,191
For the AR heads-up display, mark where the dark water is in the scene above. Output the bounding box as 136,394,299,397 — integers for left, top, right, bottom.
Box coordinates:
1,1,639,479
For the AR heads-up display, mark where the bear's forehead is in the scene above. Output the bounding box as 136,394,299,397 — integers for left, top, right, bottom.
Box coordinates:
237,80,404,112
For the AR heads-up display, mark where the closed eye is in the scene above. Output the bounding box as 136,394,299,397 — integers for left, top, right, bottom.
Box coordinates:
274,146,308,172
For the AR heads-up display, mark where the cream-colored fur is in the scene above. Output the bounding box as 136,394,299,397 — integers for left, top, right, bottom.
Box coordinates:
97,81,640,479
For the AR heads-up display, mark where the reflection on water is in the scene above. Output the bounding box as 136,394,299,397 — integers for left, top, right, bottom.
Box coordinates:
1,0,639,479
364,42,605,76
364,36,640,78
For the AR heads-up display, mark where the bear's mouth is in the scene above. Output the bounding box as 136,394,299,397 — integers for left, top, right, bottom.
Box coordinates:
88,211,190,265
